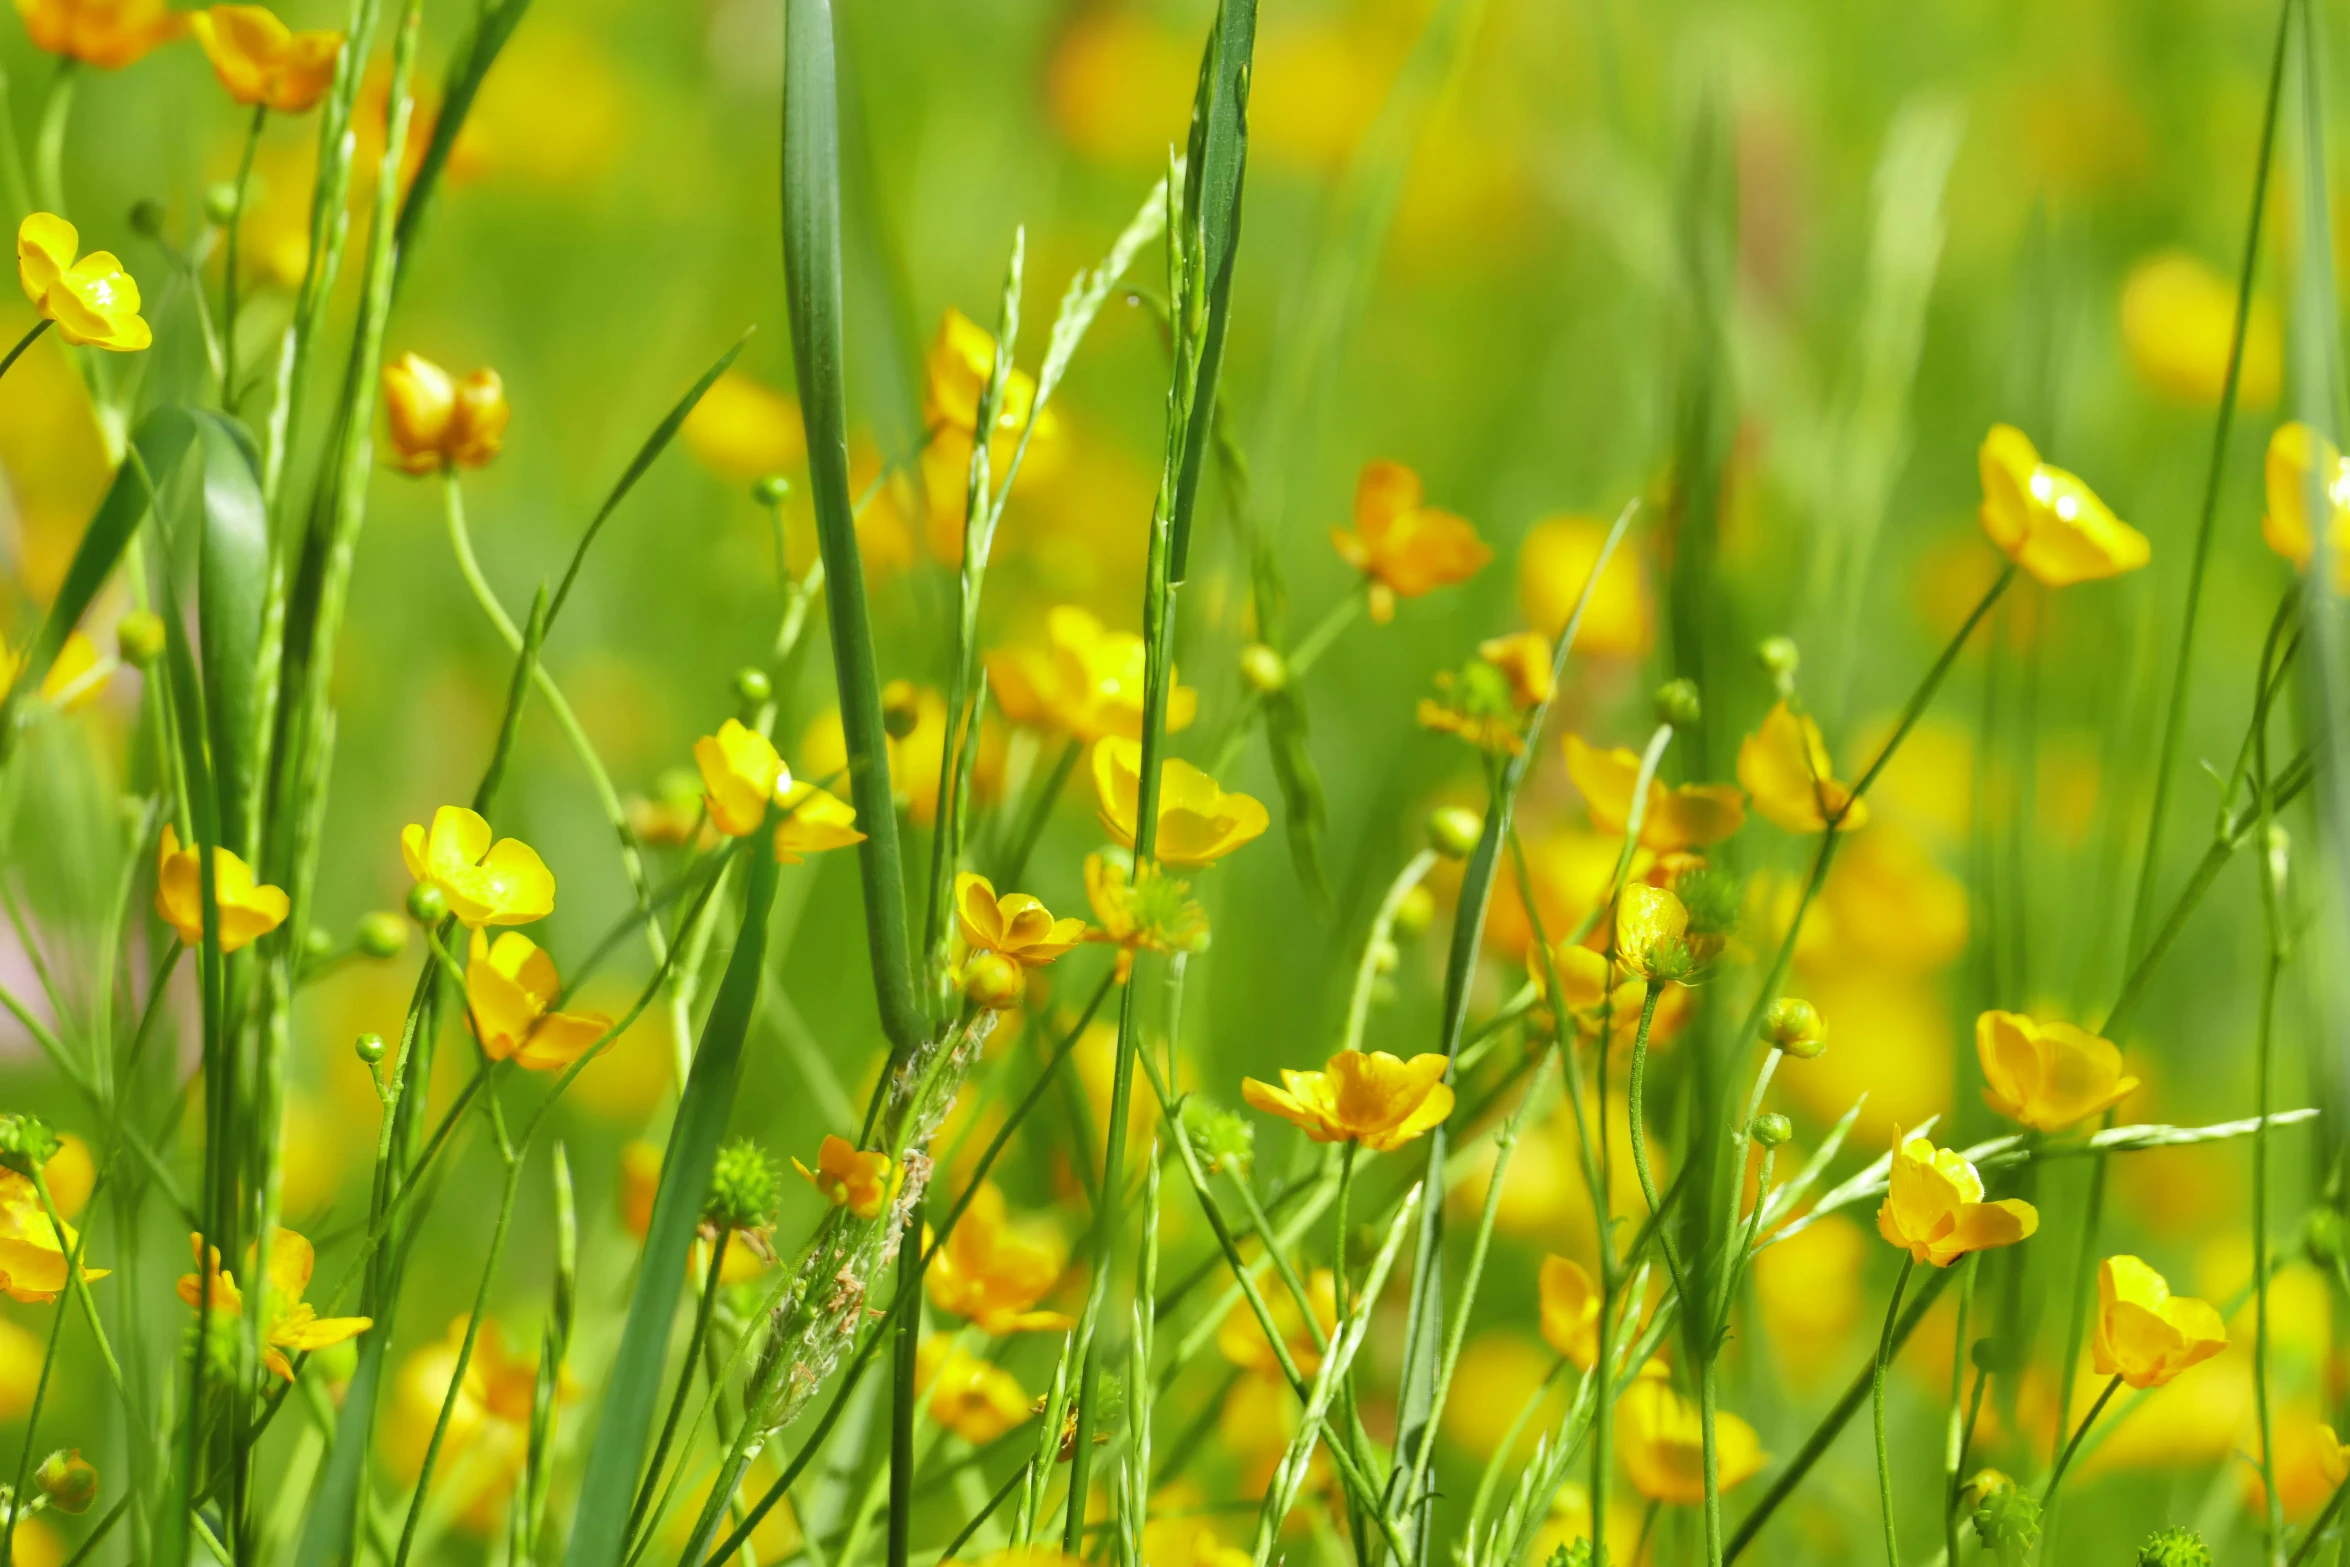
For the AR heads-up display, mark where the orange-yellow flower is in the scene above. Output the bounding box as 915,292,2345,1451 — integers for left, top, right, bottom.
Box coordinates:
793,1135,892,1220
916,1337,1031,1445
13,0,182,67
955,872,1086,966
388,1315,574,1536
2262,421,2350,594
986,605,1198,742
1616,1375,1765,1505
1240,1049,1454,1152
1875,1130,2038,1268
463,930,611,1072
1737,701,1866,834
382,352,509,475
189,6,342,111
1329,459,1490,623
694,718,788,837
1518,514,1651,657
1977,424,2149,587
176,1227,372,1380
925,1183,1074,1334
154,825,290,953
1565,734,1744,852
0,1170,105,1303
17,214,150,351
1975,1011,2138,1132
773,780,864,864
1612,884,1691,985
1217,1267,1337,1378
401,806,554,927
2119,252,2281,409
1478,631,1554,709
2091,1254,2227,1390
1091,737,1268,867
923,306,1054,449
1537,1256,1600,1368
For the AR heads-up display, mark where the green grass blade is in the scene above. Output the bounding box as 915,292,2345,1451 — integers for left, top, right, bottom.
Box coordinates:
390,0,535,283
192,411,271,863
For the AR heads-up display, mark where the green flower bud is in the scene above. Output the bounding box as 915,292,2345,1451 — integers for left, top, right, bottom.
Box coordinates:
202,182,240,227
1653,678,1702,728
1750,1113,1792,1148
704,1138,783,1234
1761,997,1826,1059
303,925,335,961
1393,884,1435,939
1427,806,1483,860
1971,1484,2040,1567
355,911,408,960
751,474,792,507
1237,643,1288,694
127,198,168,240
0,1114,61,1177
405,882,449,927
2306,1208,2346,1268
1182,1099,1255,1177
355,1033,386,1066
1958,1468,2013,1511
962,951,1023,1011
115,610,166,668
34,1449,96,1514
2136,1527,2213,1567
1544,1542,1596,1567
1757,636,1800,679
1371,938,1400,976
733,665,773,707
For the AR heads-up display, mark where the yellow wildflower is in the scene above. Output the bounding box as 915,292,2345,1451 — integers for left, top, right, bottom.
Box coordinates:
388,1315,573,1536
401,805,555,927
1537,1255,1600,1368
1091,737,1268,867
1518,514,1651,657
13,0,182,68
463,929,611,1071
1328,459,1490,623
17,214,150,351
1478,631,1554,709
1876,1130,2038,1268
1977,424,2149,587
2262,421,2350,594
1975,1011,2137,1132
1081,851,1208,981
954,872,1086,966
916,1337,1030,1445
189,6,343,112
176,1227,372,1380
1532,942,1646,1051
2119,251,2280,408
1737,701,1867,834
1612,884,1691,985
986,605,1197,742
1217,1267,1337,1379
694,718,788,837
925,1183,1074,1334
923,306,1053,449
154,825,290,953
2092,1254,2227,1390
1240,1049,1454,1152
1564,734,1744,851
0,1169,105,1302
792,1135,892,1220
382,352,509,475
773,780,864,864
1616,1375,1766,1505
680,370,805,482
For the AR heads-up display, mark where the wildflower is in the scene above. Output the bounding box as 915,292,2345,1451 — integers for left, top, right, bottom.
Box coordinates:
793,1135,892,1220
1518,514,1651,656
1760,996,1826,1059
773,780,864,864
13,0,182,68
955,872,1087,966
1329,459,1490,623
680,369,805,481
33,1448,95,1513
694,718,789,836
1418,636,1552,755
0,1169,105,1302
962,952,1024,1012
382,352,509,474
987,606,1198,742
1564,734,1744,851
1240,1049,1454,1152
1977,424,2149,587
1616,1375,1766,1505
1737,700,1867,833
176,1227,371,1379
1876,1130,2038,1267
17,214,151,351
154,825,290,953
2092,1255,2227,1390
2136,1527,2216,1567
1613,884,1694,985
2262,421,2350,594
1975,1011,2138,1131
401,805,555,927
1217,1267,1337,1378
1081,851,1208,980
189,6,342,111
917,1337,1030,1445
923,306,1053,450
2119,252,2280,408
389,1315,573,1535
464,929,611,1071
925,1183,1074,1334
1091,737,1268,867
1537,1256,1600,1368
1533,943,1646,1050
1480,631,1554,708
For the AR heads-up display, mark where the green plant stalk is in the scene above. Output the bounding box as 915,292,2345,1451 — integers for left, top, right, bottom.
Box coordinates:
31,59,73,220
219,103,267,408
1943,1255,1979,1567
2252,673,2292,1567
1624,984,1683,1300
1872,1256,1916,1567
886,1194,922,1567
0,318,49,384
2037,1373,2121,1508
624,1229,735,1553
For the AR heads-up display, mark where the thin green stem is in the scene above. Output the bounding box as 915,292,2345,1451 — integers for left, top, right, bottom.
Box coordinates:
1943,1255,1979,1567
1874,1256,1917,1567
2037,1373,2120,1509
220,102,267,409
0,318,50,383
1624,983,1684,1299
624,1227,733,1553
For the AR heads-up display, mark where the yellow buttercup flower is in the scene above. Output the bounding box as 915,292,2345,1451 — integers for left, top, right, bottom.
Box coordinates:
17,214,150,351
1328,459,1491,623
1518,514,1651,657
955,871,1086,967
2091,1254,2227,1391
463,929,611,1072
2261,421,2350,594
382,352,509,475
2119,251,2281,409
925,1182,1074,1334
13,0,182,67
1240,1049,1454,1152
1478,631,1554,710
986,605,1198,742
916,1337,1030,1445
1975,1010,2138,1132
923,306,1053,448
1612,884,1691,985
176,1227,372,1380
401,806,555,927
792,1135,892,1220
189,6,343,112
680,369,805,482
154,825,290,954
0,1170,106,1303
1565,734,1744,852
1875,1130,2038,1268
1976,424,2149,587
694,718,789,837
1537,1256,1600,1368
773,780,865,864
1217,1267,1337,1379
1617,1376,1766,1505
1091,737,1268,867
1081,851,1208,981
1737,701,1866,834
388,1315,574,1536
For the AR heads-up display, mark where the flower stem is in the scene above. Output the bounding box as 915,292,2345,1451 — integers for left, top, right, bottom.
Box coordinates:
2037,1373,2121,1509
1943,1255,1979,1567
623,1227,734,1553
1625,982,1684,1298
0,318,50,384
1874,1255,1917,1567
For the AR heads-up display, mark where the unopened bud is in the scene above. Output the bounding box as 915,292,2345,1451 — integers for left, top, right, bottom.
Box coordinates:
1393,884,1435,939
881,680,922,741
704,1138,782,1233
1370,939,1400,976
1761,997,1826,1059
2304,1208,2344,1267
115,610,166,668
34,1449,95,1514
1237,643,1287,694
1427,806,1483,860
751,474,792,507
1653,678,1701,728
2136,1526,2214,1567
355,911,408,960
354,1033,386,1066
1750,1113,1792,1148
405,882,449,927
127,198,168,240
202,182,240,227
962,951,1023,1012
303,926,334,961
0,1115,59,1177
733,666,773,707
1757,636,1799,679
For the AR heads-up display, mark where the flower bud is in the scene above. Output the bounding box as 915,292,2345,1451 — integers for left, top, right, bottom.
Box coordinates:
1237,642,1287,694
1393,884,1435,939
1426,806,1483,860
34,1449,96,1514
303,925,335,961
202,181,241,226
1370,938,1400,976
1653,678,1701,728
751,474,792,507
2136,1527,2213,1567
1958,1468,2014,1511
881,679,922,741
2303,1208,2344,1268
704,1138,782,1233
1971,1484,2040,1567
1757,636,1800,679
1761,997,1826,1059
115,610,166,668
1750,1112,1792,1148
0,1114,60,1177
355,911,408,960
383,353,510,475
127,198,168,240
354,1033,386,1066
1969,1335,2021,1374
1182,1100,1255,1176
405,881,449,927
733,666,773,707
962,951,1023,1011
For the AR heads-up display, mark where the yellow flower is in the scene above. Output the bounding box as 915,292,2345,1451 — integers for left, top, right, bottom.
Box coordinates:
1616,1375,1766,1505
773,780,864,864
1532,943,1647,1051
2091,1254,2227,1391
923,306,1053,448
1875,1129,2038,1268
1328,459,1491,623
1517,514,1651,657
176,1227,372,1380
1975,1010,2138,1132
1478,631,1554,709
12,0,182,67
1537,1255,1600,1368
0,1169,105,1303
1240,1049,1454,1152
154,824,290,953
2261,421,2350,593
382,352,509,475
1217,1266,1337,1379
389,1315,573,1536
2119,252,2281,409
1080,851,1208,981
694,718,788,837
986,605,1198,742
1976,424,2149,587
1612,884,1691,985
17,214,150,351
1091,737,1268,867
1564,734,1744,852
401,805,555,927
793,1135,892,1220
954,872,1087,966
916,1337,1030,1445
1737,701,1867,834
189,6,343,112
680,370,805,482
463,929,610,1072
925,1183,1074,1334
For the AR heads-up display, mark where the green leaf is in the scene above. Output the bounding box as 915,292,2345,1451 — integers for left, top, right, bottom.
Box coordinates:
192,412,270,862
391,0,535,283
1262,685,1332,914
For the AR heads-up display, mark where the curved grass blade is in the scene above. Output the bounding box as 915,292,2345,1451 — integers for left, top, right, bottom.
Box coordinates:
192,411,270,862
390,0,535,284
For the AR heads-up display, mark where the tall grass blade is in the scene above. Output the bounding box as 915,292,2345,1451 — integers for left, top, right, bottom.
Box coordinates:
390,0,535,282
192,411,270,862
